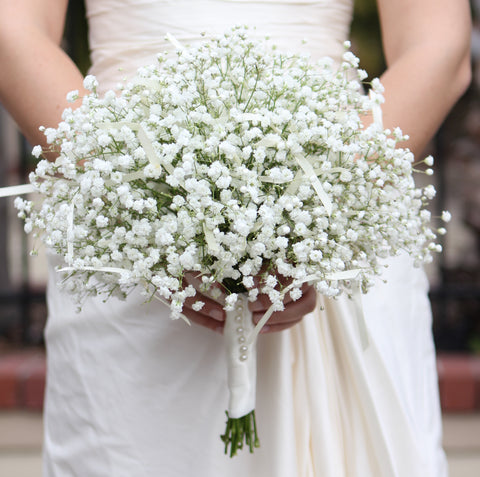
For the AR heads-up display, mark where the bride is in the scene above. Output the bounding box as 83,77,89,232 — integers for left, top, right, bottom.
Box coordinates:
0,0,471,476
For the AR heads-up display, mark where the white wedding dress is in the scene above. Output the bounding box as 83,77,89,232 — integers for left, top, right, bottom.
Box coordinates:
43,1,448,476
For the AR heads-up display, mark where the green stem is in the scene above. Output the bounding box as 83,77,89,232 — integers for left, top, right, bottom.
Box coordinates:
220,410,260,458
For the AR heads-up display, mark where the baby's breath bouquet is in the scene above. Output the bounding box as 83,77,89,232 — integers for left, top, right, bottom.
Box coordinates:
16,27,446,457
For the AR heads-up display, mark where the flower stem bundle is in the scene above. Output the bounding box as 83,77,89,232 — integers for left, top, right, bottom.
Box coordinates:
221,410,260,457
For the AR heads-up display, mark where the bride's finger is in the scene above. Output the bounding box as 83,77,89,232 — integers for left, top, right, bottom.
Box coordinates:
251,286,317,325
183,272,226,305
259,317,304,333
182,293,226,332
249,283,312,312
183,308,225,333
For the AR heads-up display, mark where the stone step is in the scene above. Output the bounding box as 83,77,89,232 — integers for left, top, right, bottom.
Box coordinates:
0,413,479,477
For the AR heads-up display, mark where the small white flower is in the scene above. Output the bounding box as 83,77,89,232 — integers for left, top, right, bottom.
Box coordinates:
192,301,205,311
16,27,442,317
97,134,111,147
31,145,43,158
424,185,436,200
216,175,232,189
441,211,452,223
248,288,259,301
370,77,385,93
96,215,109,228
83,75,98,91
242,276,255,289
424,156,434,166
289,287,303,301
225,293,238,310
66,90,79,102
339,170,352,182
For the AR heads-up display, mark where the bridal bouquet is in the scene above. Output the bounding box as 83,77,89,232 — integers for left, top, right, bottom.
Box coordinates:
15,27,445,456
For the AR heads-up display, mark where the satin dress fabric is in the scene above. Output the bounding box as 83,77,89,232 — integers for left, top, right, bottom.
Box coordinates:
42,1,448,476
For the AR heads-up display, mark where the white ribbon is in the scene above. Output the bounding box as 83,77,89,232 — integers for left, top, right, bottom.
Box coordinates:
224,295,257,418
282,163,348,200
203,222,221,255
165,32,185,51
258,176,292,184
370,90,384,129
351,280,369,350
248,269,369,349
105,170,146,187
66,201,75,261
226,268,369,420
0,184,35,198
315,166,349,175
284,170,304,195
98,122,174,174
294,155,333,216
58,265,127,274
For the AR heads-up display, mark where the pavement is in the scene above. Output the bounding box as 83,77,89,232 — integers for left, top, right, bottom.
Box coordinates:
0,412,479,476
0,412,43,477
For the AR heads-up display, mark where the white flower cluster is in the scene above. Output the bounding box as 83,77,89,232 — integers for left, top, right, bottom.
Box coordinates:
16,27,444,317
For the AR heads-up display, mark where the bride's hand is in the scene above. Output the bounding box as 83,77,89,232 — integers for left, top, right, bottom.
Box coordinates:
248,282,316,333
181,273,317,333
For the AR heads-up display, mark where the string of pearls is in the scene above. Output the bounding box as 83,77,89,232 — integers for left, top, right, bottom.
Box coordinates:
235,299,249,362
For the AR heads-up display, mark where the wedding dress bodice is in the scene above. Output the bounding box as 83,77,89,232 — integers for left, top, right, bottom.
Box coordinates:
86,0,353,91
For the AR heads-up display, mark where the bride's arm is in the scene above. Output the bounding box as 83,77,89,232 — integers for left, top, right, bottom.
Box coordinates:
0,0,86,146
376,0,471,156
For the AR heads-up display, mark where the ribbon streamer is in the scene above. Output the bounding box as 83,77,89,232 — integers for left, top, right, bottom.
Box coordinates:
66,202,75,262
104,170,146,187
165,32,185,51
248,269,369,350
370,90,384,129
248,272,327,344
98,122,174,174
0,184,35,198
351,280,370,350
294,155,333,216
284,170,304,196
58,265,127,274
258,176,292,184
203,222,221,255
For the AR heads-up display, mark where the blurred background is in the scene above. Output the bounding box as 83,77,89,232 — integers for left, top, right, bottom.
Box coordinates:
0,0,479,475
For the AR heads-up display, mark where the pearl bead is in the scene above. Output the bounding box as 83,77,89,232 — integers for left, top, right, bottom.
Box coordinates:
235,315,242,322
238,336,246,343
236,327,244,334
240,355,248,361
240,345,248,352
